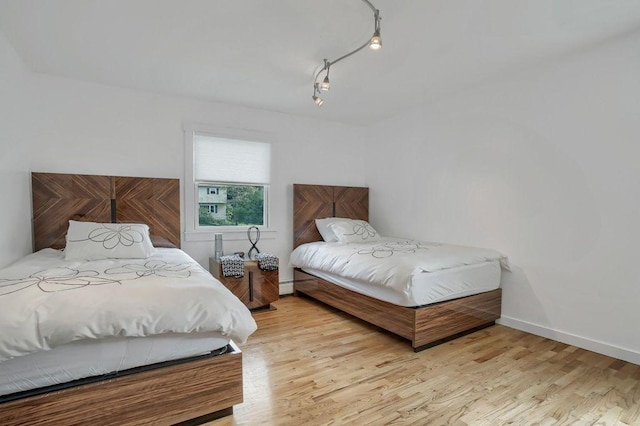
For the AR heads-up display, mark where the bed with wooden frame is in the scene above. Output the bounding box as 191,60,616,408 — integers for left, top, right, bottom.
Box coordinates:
293,183,502,351
0,172,243,426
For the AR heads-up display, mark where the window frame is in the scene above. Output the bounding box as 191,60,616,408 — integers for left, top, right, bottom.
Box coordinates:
184,123,275,242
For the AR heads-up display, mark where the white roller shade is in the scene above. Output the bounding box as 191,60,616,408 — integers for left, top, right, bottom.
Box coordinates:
194,134,271,184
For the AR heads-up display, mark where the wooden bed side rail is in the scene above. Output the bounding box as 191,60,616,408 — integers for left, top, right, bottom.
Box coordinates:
294,269,502,350
294,269,415,341
413,289,502,348
0,343,243,426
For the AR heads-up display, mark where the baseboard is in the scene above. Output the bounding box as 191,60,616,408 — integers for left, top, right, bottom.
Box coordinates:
497,316,640,365
279,282,294,295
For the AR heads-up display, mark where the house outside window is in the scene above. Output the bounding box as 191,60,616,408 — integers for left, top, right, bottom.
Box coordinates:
199,192,224,221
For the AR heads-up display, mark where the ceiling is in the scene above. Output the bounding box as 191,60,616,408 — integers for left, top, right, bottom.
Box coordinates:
1,0,639,126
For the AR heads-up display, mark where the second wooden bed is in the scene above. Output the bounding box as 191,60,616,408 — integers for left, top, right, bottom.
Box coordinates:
293,183,502,351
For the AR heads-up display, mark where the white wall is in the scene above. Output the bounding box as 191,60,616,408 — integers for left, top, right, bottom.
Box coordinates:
0,32,32,266
364,30,640,363
0,31,367,282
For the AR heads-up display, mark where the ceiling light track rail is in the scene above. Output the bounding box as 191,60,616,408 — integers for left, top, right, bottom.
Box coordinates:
312,0,382,107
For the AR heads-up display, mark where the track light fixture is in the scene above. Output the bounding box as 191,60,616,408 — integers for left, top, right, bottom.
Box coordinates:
311,0,382,106
370,12,382,50
319,60,331,91
320,75,331,91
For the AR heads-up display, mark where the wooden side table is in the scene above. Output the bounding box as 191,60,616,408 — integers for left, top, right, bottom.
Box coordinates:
209,258,279,310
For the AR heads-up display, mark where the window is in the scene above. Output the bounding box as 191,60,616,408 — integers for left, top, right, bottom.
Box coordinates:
189,131,271,229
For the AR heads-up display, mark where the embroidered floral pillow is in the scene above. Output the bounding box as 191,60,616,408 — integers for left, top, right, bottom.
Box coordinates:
328,220,382,243
64,220,155,260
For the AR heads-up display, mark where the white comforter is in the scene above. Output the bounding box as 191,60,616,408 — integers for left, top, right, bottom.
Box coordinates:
290,238,510,290
0,248,257,362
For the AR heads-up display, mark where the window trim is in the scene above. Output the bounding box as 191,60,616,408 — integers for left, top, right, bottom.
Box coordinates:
183,123,276,241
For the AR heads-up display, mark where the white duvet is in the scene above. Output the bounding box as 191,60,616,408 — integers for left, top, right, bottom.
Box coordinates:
290,238,510,290
0,248,257,362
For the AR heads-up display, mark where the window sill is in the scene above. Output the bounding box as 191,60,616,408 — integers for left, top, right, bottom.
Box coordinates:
184,228,277,242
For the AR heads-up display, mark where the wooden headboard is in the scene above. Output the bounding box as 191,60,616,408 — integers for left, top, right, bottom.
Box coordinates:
32,172,180,251
293,184,369,248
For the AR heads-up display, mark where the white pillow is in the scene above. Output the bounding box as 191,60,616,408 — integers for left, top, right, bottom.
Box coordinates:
327,219,382,243
315,217,351,242
65,220,155,260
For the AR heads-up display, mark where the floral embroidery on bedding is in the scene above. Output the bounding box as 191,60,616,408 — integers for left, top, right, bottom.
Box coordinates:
0,261,193,296
0,267,121,296
69,224,146,249
105,260,192,279
356,240,442,259
345,221,378,239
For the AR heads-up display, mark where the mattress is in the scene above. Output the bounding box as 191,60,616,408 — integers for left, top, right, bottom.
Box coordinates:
0,331,229,397
303,259,501,307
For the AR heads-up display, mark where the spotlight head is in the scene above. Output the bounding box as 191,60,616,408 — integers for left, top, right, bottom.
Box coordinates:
312,95,324,106
370,30,382,50
320,75,331,91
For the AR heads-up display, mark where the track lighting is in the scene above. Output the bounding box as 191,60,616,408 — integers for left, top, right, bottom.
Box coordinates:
311,0,382,106
319,60,331,91
312,84,324,106
320,75,331,91
369,9,382,50
370,30,382,50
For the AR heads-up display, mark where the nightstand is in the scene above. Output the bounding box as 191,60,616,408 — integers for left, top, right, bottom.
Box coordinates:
209,258,279,310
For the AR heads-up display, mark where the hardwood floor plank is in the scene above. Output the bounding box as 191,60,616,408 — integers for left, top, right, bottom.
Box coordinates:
206,296,639,425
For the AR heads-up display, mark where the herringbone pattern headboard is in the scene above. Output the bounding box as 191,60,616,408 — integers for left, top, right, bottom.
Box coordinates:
32,172,180,251
293,184,368,248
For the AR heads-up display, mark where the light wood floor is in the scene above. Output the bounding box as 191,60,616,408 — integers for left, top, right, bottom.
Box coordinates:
207,296,640,426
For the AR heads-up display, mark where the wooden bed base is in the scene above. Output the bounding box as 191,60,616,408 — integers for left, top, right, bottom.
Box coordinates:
295,269,501,350
0,172,244,424
0,343,243,426
292,183,502,351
